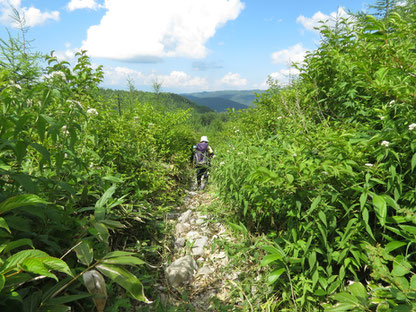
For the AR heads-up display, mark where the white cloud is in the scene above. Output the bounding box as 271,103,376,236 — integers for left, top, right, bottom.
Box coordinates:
102,66,209,90
0,0,59,27
271,43,307,65
81,0,244,62
67,0,102,11
261,68,300,89
220,72,247,87
297,7,349,33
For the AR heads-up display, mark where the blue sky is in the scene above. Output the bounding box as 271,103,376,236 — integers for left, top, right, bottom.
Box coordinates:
0,0,370,93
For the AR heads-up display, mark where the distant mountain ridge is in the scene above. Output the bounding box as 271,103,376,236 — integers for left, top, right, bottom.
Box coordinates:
181,89,264,112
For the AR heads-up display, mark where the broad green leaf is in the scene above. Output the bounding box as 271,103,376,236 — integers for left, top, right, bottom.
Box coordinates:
286,174,294,184
31,143,51,164
99,219,125,229
399,225,416,235
20,258,58,281
95,185,117,209
360,192,367,209
101,256,145,266
94,222,109,244
267,267,285,284
0,194,47,215
391,256,412,277
0,249,48,274
45,293,91,305
310,196,321,213
362,208,375,240
0,217,10,233
96,263,151,303
74,241,93,266
318,211,327,228
372,194,387,227
332,292,359,305
20,256,72,280
412,153,416,172
348,282,367,300
385,241,407,253
0,274,4,291
262,245,283,256
260,254,283,266
103,251,137,259
411,275,416,290
3,239,34,253
308,251,317,269
39,304,71,312
324,302,357,311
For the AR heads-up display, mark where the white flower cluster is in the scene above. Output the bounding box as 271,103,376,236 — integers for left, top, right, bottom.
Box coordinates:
9,82,22,90
52,71,66,79
61,125,69,135
409,123,416,131
292,153,297,157
381,140,390,147
87,108,98,115
365,163,374,167
277,116,283,120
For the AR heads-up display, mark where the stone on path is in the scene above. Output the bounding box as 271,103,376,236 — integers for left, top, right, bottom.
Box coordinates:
165,255,198,288
191,236,209,256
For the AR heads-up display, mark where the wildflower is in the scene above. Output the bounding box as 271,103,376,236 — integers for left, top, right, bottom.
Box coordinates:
277,116,283,120
380,116,385,120
220,161,225,166
293,153,297,157
87,108,98,115
381,140,390,147
10,82,22,90
134,116,139,120
61,125,69,135
409,123,416,131
52,71,66,79
389,100,395,107
365,163,373,167
89,163,94,168
322,171,328,175
237,152,244,155
235,129,240,133
148,122,154,127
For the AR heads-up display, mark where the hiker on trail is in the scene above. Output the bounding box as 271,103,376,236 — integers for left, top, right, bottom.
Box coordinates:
192,136,214,190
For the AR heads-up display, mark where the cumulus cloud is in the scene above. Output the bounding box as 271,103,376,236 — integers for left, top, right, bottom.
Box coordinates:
102,66,209,90
81,0,244,62
297,7,349,33
67,0,102,11
220,72,247,87
0,0,59,27
271,43,307,65
260,68,300,89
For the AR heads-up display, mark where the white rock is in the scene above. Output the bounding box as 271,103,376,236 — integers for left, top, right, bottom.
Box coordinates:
186,231,200,240
178,210,193,223
174,237,186,248
198,265,214,276
191,236,209,256
165,255,197,287
175,222,190,236
195,218,205,225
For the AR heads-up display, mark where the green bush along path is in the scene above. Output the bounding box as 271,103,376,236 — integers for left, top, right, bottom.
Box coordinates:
2,2,416,311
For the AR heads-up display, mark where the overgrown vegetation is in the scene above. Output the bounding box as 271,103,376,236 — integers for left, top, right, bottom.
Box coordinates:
212,2,416,311
0,24,199,310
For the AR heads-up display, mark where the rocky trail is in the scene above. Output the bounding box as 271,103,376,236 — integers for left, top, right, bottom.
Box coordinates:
154,188,245,311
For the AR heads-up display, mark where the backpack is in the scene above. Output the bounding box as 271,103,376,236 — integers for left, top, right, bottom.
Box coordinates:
194,142,209,166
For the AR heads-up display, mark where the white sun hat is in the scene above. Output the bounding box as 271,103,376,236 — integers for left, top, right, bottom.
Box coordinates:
200,136,208,142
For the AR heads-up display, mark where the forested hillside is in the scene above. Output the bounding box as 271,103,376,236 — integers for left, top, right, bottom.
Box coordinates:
99,88,214,114
1,1,416,311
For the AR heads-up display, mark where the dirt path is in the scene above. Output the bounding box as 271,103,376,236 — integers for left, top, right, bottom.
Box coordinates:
155,188,241,311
